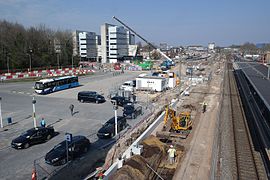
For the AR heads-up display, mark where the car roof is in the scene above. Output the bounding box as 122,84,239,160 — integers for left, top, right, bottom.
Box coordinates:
111,96,124,99
59,135,87,144
27,127,46,132
107,116,125,124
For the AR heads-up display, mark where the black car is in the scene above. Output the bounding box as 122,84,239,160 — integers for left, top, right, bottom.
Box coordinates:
11,126,55,149
78,91,105,103
45,135,90,166
97,116,127,139
111,96,132,107
123,104,143,119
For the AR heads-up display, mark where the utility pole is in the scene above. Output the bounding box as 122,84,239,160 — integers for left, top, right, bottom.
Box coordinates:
29,49,33,72
32,97,37,128
7,54,10,73
111,100,118,136
72,55,74,69
57,53,60,69
0,97,3,128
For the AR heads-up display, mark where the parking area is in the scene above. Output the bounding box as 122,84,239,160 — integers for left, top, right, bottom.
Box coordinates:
0,71,150,179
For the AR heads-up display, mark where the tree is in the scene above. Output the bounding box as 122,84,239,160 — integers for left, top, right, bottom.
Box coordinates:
0,20,74,71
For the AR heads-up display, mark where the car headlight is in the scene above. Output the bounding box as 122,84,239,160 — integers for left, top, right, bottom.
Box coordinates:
52,157,59,162
16,143,22,146
104,133,110,136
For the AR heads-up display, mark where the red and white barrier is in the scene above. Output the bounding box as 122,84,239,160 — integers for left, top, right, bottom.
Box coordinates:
0,68,94,81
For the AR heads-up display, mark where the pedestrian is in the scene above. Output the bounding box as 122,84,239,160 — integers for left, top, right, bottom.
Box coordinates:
69,104,74,116
132,95,136,102
167,145,176,165
202,101,207,113
40,117,46,127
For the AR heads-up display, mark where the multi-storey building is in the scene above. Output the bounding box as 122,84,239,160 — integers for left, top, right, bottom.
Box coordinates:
73,30,100,61
101,23,135,63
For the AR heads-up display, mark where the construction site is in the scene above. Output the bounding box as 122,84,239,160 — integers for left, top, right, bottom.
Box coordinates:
84,17,269,180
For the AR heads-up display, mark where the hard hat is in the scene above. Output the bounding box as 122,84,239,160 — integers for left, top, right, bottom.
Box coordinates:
170,145,173,148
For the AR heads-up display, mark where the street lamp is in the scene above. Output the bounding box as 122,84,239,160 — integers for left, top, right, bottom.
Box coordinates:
32,97,37,128
178,56,182,95
57,53,60,69
6,53,10,74
0,97,3,128
29,49,33,72
111,100,118,136
72,56,74,69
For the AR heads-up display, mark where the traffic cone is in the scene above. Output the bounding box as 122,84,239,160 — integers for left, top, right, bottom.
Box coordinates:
31,168,37,180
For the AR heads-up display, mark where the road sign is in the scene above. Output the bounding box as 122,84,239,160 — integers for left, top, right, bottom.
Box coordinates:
65,133,72,142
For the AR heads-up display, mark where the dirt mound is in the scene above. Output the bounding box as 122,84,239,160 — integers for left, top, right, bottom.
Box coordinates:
141,135,166,158
110,155,148,180
111,136,167,180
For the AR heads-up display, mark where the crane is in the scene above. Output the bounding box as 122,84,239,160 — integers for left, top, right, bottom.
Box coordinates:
112,16,173,63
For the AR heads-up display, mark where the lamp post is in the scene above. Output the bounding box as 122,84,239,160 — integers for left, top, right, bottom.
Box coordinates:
72,56,74,69
32,97,37,128
57,53,60,69
29,49,33,72
111,100,118,136
0,97,3,128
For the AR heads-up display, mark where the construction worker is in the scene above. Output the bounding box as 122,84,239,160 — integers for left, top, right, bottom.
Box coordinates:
69,104,74,116
167,145,176,165
40,117,46,127
202,101,207,113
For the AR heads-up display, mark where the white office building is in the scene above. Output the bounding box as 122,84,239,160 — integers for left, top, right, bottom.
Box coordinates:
100,23,135,63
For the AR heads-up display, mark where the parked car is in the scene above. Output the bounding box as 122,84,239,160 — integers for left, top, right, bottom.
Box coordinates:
11,126,55,149
123,104,143,119
78,91,105,103
111,96,132,107
97,116,127,139
45,135,90,166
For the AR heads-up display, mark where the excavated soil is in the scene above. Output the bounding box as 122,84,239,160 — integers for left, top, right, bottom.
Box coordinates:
111,135,184,180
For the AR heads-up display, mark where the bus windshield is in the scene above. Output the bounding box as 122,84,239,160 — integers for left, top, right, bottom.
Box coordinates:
35,82,44,90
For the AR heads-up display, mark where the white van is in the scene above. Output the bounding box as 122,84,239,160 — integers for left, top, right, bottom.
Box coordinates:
120,80,135,92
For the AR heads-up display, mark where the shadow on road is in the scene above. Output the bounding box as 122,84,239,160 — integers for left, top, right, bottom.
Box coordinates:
36,138,116,180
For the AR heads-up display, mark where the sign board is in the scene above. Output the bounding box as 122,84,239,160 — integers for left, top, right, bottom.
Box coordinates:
65,133,72,142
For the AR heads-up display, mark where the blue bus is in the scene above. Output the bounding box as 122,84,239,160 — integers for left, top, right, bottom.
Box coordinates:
34,76,79,94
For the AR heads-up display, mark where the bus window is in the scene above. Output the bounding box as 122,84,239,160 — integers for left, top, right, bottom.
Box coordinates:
35,82,44,90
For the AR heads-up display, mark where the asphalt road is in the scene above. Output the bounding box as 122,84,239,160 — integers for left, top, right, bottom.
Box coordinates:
0,70,148,180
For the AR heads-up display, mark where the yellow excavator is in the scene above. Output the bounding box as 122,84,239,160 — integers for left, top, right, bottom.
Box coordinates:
157,105,192,140
163,105,192,132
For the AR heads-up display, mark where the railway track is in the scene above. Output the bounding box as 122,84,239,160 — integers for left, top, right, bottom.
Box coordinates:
227,62,259,179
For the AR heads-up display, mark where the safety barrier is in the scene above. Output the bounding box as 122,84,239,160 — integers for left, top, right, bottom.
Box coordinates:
0,68,94,81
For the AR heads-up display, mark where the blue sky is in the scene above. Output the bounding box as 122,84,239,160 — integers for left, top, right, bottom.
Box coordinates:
0,0,269,46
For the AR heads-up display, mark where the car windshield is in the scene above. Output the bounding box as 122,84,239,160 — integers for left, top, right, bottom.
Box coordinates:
35,82,44,90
